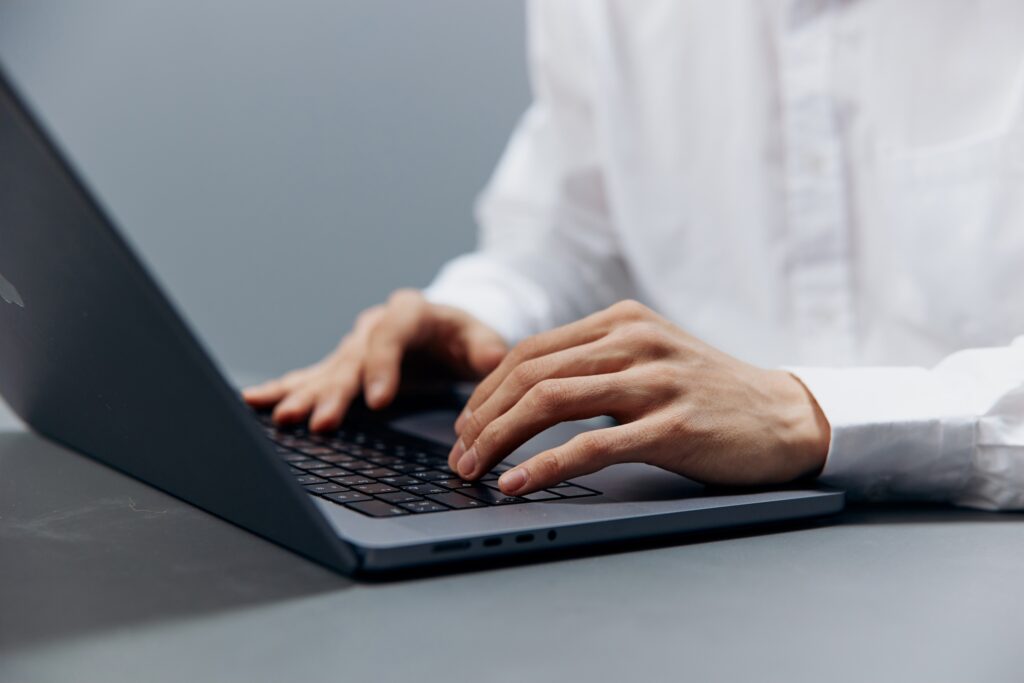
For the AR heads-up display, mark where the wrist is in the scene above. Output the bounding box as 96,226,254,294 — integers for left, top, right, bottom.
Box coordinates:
772,370,831,479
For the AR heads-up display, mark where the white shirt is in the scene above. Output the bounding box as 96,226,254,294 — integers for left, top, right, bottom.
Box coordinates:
425,0,1024,509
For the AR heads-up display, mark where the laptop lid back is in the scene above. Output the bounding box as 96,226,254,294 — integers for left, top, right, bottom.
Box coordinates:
0,68,357,573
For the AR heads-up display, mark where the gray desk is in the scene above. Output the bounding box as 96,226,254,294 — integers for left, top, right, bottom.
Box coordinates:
2,401,1023,683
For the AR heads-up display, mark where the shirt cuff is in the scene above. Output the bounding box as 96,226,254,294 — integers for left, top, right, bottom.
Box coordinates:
785,366,976,501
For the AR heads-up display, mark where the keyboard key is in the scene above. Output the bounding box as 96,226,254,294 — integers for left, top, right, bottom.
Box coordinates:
294,460,332,471
439,478,473,489
318,454,357,464
360,467,398,479
354,483,399,495
377,491,424,504
298,446,335,456
522,490,562,501
412,470,450,481
426,491,486,509
345,500,410,518
365,455,403,466
305,482,347,494
390,462,428,473
322,490,372,504
316,467,352,478
552,485,598,498
402,484,446,496
254,411,604,508
399,500,448,514
459,485,525,505
333,475,373,487
378,475,420,487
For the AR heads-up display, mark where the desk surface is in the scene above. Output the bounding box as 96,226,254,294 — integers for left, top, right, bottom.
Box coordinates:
2,400,1023,683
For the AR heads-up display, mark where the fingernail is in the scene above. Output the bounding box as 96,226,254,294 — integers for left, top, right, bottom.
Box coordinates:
367,379,387,405
454,407,472,434
448,439,465,467
457,446,478,478
499,468,528,493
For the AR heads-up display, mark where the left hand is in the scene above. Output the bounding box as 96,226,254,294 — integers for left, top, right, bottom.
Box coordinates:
447,300,830,496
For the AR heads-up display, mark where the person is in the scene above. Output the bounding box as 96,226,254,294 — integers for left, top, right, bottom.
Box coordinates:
245,1,1024,510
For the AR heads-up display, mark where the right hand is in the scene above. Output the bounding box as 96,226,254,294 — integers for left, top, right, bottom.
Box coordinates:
242,289,507,431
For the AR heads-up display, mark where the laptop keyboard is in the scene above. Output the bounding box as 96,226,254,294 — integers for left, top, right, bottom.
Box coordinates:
255,412,600,518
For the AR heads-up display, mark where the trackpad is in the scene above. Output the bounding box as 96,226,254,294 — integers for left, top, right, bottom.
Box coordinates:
389,409,460,447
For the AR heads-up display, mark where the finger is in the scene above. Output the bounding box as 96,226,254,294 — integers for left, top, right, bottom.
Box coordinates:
450,338,630,470
271,387,319,425
308,378,360,432
457,302,645,429
242,366,320,407
454,373,640,479
461,322,508,376
497,422,649,495
362,290,431,409
242,381,288,407
458,316,608,423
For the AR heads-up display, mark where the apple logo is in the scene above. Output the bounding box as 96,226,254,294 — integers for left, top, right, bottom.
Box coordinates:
0,270,24,308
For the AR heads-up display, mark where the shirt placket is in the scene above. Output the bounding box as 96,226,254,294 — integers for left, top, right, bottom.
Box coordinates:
778,1,856,366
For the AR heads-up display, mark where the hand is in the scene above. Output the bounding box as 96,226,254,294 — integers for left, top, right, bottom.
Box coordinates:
447,300,830,496
243,289,507,430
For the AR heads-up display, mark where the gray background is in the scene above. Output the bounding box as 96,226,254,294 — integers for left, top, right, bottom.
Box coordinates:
0,0,529,375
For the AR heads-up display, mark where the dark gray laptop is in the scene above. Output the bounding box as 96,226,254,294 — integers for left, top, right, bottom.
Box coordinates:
0,68,844,575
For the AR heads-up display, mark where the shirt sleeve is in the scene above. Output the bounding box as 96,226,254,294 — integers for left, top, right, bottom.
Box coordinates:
423,0,634,345
788,336,1024,510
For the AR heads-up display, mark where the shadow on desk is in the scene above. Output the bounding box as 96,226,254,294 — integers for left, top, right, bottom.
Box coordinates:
3,426,1019,652
0,431,351,653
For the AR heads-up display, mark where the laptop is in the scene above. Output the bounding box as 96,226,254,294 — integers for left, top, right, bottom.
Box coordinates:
0,67,844,575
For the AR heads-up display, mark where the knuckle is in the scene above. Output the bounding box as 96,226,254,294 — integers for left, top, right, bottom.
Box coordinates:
388,288,422,308
473,423,497,456
355,305,384,329
535,451,568,483
614,321,671,354
281,370,306,385
610,299,650,321
461,409,486,441
528,379,566,412
574,431,609,460
335,336,365,361
510,335,541,361
326,375,359,398
509,360,543,390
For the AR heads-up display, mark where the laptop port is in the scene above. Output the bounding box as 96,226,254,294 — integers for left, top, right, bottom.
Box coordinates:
515,534,534,544
433,541,471,554
482,537,503,548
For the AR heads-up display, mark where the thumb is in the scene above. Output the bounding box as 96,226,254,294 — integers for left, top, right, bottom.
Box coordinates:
462,323,508,376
